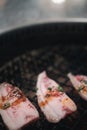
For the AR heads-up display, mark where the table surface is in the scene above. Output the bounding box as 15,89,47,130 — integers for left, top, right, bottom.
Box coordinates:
0,0,87,34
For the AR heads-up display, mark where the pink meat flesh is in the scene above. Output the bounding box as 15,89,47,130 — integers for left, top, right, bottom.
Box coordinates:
36,71,77,123
0,83,39,130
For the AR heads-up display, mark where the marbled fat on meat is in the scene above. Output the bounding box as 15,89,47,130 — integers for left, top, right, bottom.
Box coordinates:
0,83,39,130
68,73,87,101
36,71,77,123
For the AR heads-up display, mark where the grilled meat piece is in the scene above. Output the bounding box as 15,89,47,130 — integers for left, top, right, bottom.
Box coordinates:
68,73,87,101
0,83,39,130
36,71,77,123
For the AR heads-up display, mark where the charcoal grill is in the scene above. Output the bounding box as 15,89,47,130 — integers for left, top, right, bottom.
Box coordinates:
0,23,87,130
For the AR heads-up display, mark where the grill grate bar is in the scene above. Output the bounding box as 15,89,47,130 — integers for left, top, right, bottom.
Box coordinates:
0,45,87,130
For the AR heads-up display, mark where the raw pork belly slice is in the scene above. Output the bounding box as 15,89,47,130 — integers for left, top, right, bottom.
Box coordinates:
0,83,39,130
68,73,87,101
36,71,77,123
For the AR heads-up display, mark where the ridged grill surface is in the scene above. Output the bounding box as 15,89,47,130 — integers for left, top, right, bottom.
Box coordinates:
0,45,87,130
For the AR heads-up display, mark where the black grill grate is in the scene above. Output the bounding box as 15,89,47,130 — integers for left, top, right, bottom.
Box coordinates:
0,45,87,130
